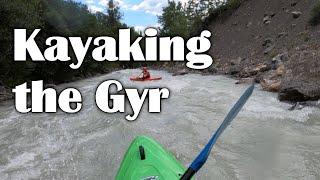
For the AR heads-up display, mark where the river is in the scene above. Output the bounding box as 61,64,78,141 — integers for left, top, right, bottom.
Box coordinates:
0,69,319,180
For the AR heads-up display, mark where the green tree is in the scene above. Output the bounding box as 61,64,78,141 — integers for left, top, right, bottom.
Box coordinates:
198,0,218,16
158,1,189,38
0,0,142,88
185,0,198,29
107,0,122,30
0,0,43,86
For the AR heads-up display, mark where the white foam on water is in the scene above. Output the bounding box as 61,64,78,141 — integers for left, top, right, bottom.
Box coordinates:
0,69,318,179
6,152,36,169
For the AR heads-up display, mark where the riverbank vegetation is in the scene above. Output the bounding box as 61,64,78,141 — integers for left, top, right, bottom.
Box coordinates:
0,0,139,87
309,1,320,26
158,0,244,37
0,0,230,95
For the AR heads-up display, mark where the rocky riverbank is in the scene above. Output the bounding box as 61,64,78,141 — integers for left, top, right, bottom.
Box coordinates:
204,0,320,103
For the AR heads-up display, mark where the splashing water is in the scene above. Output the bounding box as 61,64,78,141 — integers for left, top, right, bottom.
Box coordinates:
0,69,319,179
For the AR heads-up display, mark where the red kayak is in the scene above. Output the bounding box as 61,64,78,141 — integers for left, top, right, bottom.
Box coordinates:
130,76,162,81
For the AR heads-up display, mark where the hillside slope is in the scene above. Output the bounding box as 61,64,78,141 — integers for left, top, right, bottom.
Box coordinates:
207,0,320,102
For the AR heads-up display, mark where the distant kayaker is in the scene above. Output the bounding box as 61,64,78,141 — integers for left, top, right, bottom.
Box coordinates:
140,67,150,80
130,68,162,81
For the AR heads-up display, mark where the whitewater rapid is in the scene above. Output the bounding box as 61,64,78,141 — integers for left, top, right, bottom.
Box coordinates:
0,69,319,179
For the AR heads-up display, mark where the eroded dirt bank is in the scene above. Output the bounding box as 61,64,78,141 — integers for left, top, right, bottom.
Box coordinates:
204,0,320,102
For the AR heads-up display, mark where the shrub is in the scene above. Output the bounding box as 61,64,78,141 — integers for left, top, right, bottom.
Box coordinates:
310,2,320,26
206,0,244,23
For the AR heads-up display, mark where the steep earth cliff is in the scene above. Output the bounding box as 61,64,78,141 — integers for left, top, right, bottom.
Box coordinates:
207,0,320,102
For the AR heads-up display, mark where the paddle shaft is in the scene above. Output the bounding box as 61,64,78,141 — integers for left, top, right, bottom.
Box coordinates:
180,84,254,180
180,168,195,180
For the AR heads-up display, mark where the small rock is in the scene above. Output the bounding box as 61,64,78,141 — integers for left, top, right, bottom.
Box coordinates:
288,102,304,111
241,64,270,77
204,66,217,74
271,61,277,70
252,63,269,73
291,2,298,7
246,21,252,28
263,16,271,24
230,57,243,65
295,45,308,51
255,35,262,39
264,45,274,54
271,52,288,70
229,66,241,75
292,11,302,19
200,66,218,75
276,64,285,76
264,12,275,17
172,70,188,76
264,20,271,25
272,52,289,62
269,12,276,17
277,32,288,38
262,38,273,47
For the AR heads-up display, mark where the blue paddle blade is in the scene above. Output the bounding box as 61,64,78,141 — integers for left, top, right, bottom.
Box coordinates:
189,84,254,172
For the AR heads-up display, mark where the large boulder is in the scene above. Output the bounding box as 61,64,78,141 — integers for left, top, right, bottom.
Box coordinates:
260,70,282,92
279,49,320,101
261,79,281,92
240,63,270,78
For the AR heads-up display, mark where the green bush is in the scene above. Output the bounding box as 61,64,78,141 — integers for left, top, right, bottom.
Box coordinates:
310,2,320,26
205,0,244,23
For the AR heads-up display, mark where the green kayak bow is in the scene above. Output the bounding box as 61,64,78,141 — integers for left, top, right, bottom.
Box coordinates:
116,136,186,180
116,85,254,180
